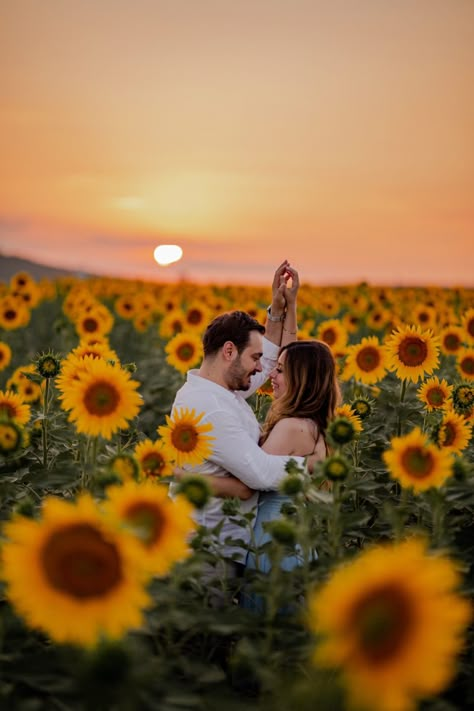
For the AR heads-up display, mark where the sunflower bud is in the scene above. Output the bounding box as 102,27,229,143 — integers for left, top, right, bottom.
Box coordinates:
221,497,242,516
267,519,297,546
322,454,351,481
176,475,211,509
350,397,373,420
452,383,474,414
327,416,356,446
285,457,304,475
123,362,137,374
280,474,304,496
35,352,61,379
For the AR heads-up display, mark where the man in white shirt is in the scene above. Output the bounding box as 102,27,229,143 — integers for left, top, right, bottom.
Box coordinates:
169,261,308,578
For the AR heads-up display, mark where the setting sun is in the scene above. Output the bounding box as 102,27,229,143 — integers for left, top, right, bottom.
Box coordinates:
153,244,183,266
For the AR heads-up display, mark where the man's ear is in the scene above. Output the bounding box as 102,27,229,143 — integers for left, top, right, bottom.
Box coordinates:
222,340,235,361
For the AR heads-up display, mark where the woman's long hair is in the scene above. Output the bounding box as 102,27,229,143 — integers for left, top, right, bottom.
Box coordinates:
260,340,341,446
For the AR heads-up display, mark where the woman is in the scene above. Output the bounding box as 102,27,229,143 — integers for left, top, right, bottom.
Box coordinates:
245,338,341,580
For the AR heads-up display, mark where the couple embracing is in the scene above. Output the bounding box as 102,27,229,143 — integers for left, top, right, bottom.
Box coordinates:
169,260,341,606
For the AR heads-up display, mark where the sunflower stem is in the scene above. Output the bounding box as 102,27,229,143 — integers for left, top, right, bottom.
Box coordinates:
328,480,343,560
41,378,50,469
397,379,408,436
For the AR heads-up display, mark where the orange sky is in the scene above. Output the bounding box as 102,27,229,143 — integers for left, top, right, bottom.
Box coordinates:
1,0,473,285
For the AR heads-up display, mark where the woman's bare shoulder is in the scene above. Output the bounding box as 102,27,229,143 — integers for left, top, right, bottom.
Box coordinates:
270,417,314,436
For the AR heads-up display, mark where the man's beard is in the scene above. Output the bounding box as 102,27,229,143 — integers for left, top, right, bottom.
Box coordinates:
227,356,254,391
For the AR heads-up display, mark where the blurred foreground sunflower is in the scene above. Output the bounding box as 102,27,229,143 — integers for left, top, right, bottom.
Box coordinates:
308,538,471,711
103,480,196,576
1,495,151,647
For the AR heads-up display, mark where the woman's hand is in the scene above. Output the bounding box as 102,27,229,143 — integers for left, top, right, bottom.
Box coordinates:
282,265,299,308
271,259,290,315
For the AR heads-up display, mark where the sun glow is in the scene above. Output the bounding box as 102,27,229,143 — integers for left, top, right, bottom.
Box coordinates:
153,245,183,266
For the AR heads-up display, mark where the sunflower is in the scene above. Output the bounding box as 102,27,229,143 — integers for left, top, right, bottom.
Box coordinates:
1,494,151,647
103,481,196,577
7,364,42,404
383,427,454,492
434,410,472,454
461,307,474,343
335,404,363,433
439,325,465,355
158,309,186,339
134,439,175,479
165,332,203,375
73,303,114,340
417,376,453,412
316,319,348,352
342,337,388,385
183,301,211,333
0,390,31,426
455,348,474,381
114,294,136,320
307,538,471,711
412,304,438,330
60,359,142,440
365,307,392,332
108,453,139,481
385,325,440,383
0,341,12,371
0,296,30,330
0,420,24,455
158,408,215,467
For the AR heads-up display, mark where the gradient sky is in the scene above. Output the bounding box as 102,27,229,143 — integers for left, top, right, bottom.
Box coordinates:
1,0,473,285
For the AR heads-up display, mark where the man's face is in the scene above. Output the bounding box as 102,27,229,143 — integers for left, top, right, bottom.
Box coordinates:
225,331,263,391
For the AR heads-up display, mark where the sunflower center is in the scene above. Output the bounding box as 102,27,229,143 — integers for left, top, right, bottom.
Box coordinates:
356,347,381,372
321,328,336,346
400,446,434,478
5,309,17,321
427,387,445,407
171,424,199,452
42,524,122,599
125,503,164,546
441,423,456,447
460,356,474,376
468,318,474,339
352,585,413,664
398,336,428,366
0,403,15,418
84,381,120,416
177,344,196,362
444,333,460,351
187,309,203,325
83,317,100,333
142,452,165,477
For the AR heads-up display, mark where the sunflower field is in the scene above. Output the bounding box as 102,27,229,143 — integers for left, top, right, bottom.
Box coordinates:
0,270,473,711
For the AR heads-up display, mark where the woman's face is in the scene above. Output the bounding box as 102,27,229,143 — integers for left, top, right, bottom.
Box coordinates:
270,351,288,400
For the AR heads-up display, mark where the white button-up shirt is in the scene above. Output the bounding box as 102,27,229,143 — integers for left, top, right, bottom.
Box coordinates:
169,337,305,562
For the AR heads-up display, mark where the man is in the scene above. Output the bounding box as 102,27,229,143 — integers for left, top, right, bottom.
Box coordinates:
169,261,309,574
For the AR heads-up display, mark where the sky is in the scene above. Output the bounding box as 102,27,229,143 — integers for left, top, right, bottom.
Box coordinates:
1,0,473,286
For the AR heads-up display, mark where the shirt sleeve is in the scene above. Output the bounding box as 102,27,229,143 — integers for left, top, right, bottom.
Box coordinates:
243,336,280,399
204,407,305,490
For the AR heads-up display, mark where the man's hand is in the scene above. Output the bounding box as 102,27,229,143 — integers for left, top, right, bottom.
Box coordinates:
271,259,290,315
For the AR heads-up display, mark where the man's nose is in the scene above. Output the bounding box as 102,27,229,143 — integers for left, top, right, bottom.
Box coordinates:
255,360,263,372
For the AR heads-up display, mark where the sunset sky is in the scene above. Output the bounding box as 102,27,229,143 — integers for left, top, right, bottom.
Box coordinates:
1,0,473,286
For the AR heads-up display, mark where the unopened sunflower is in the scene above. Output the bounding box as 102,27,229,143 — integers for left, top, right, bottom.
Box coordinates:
385,325,440,383
60,358,142,440
1,494,151,647
417,376,453,412
308,538,471,711
134,439,175,479
383,427,453,492
335,404,363,433
158,408,214,467
342,336,388,385
103,480,196,577
165,332,203,375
